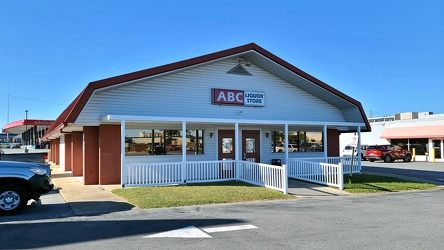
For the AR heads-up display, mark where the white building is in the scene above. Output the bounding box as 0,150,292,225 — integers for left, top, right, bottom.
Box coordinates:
340,112,444,162
43,43,370,185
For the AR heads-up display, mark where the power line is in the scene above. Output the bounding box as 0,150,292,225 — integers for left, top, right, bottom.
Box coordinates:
0,92,66,106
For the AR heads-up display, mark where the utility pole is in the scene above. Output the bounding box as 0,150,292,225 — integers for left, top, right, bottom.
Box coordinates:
24,110,28,153
6,83,9,142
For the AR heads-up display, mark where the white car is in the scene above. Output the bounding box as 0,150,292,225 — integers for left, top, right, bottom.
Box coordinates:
343,145,368,160
275,144,298,152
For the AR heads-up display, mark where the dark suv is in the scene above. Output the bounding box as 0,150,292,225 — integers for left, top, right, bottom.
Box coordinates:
0,161,53,215
365,145,412,163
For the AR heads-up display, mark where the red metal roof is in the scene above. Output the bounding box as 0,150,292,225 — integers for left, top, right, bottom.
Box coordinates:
3,119,54,134
43,43,370,139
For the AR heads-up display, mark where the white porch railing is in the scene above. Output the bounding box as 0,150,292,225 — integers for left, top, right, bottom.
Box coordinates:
126,162,183,186
238,161,287,193
287,157,350,190
124,160,288,193
186,160,236,183
290,156,361,174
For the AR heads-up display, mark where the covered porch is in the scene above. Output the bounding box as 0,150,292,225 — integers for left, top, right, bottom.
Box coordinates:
102,114,365,193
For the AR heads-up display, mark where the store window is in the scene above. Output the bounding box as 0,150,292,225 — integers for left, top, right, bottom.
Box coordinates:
271,131,323,153
125,129,204,156
222,138,233,153
391,139,408,149
392,138,429,155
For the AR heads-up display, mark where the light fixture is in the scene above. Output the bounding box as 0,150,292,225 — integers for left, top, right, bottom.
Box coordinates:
238,59,251,67
209,132,214,138
265,132,269,138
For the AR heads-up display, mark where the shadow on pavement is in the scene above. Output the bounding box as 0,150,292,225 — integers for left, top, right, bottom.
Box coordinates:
1,218,246,249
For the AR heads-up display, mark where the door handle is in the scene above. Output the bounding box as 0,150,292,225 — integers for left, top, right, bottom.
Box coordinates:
242,153,246,160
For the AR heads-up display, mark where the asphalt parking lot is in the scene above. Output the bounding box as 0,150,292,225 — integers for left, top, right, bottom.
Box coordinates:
2,158,443,222
361,160,444,185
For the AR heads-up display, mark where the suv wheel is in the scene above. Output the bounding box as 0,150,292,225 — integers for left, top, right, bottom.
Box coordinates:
404,154,412,162
384,154,392,163
0,185,28,216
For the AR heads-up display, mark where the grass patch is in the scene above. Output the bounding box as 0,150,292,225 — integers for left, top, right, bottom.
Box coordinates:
344,174,437,193
112,181,295,209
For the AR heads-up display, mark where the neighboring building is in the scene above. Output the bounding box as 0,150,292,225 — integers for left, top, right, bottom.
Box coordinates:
340,111,444,162
43,43,370,185
2,120,54,149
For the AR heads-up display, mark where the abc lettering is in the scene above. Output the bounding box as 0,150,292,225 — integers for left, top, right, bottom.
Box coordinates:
217,91,243,103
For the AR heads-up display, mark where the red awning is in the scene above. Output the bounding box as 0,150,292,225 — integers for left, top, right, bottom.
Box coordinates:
380,126,444,139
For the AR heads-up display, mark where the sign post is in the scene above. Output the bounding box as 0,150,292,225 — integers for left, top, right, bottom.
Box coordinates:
349,135,359,184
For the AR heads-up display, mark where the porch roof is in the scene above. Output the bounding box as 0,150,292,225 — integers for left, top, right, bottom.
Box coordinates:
99,114,366,131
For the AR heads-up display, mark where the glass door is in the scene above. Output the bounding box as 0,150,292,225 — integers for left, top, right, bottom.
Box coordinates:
242,130,260,163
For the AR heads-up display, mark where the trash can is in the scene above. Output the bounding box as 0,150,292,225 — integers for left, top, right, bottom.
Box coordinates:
271,159,281,166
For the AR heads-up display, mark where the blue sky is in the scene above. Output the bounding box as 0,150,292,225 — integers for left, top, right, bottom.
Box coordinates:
1,0,443,129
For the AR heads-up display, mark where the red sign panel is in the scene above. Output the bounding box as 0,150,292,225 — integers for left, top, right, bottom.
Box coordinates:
212,89,244,105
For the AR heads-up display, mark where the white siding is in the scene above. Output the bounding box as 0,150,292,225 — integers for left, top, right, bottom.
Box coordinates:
75,58,344,126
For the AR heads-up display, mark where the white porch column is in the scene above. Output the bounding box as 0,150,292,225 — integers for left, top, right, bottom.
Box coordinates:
235,122,239,161
284,123,289,164
235,122,240,180
182,121,187,183
323,125,327,159
120,119,126,188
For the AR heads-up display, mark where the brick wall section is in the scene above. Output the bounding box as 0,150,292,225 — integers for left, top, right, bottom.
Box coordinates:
99,125,121,184
50,141,54,162
83,126,99,184
327,129,340,157
71,133,83,177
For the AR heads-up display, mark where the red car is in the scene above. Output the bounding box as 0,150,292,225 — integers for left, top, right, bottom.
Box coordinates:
365,145,412,163
165,145,181,151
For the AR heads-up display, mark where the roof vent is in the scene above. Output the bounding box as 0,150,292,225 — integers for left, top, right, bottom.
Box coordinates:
227,64,252,76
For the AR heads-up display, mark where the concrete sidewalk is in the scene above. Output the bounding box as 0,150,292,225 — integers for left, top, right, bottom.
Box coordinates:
287,178,350,197
50,166,135,216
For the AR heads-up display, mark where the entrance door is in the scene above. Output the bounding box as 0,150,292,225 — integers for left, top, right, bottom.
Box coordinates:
242,130,260,163
218,130,260,163
218,130,235,160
